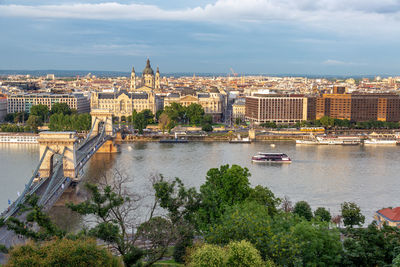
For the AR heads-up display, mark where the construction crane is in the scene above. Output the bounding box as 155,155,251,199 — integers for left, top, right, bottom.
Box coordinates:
230,68,238,77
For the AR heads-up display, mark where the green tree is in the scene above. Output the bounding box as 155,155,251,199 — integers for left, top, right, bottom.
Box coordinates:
133,112,147,134
50,103,72,115
197,165,251,229
30,104,49,122
188,243,225,267
164,102,186,123
186,103,205,125
202,114,213,125
67,173,146,267
225,240,265,267
292,221,342,266
155,109,164,121
5,238,122,267
320,116,335,128
341,201,365,228
202,124,213,132
247,185,281,216
26,115,43,131
293,201,313,221
141,109,155,124
314,207,331,222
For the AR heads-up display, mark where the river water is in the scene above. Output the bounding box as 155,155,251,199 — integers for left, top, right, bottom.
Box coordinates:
1,141,399,225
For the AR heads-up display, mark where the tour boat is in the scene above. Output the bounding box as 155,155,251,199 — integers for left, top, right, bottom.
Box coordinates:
251,152,291,163
159,132,189,143
296,136,361,145
229,134,251,144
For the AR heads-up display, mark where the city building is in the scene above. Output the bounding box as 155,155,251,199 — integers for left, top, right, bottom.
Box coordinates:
316,93,400,122
164,88,225,122
91,90,158,119
0,94,7,121
232,98,246,121
91,59,160,119
245,94,309,124
375,207,400,228
7,93,90,114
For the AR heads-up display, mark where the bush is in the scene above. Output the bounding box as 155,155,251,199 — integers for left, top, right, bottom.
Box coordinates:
188,243,225,267
202,124,213,132
293,201,313,221
225,240,264,267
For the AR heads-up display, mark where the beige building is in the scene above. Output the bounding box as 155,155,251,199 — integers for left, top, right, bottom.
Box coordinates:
375,207,400,228
0,94,7,121
91,59,161,119
232,99,246,121
164,88,225,122
91,90,157,119
7,93,90,114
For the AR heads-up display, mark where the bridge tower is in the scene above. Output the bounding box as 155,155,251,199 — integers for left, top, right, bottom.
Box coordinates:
38,131,77,178
90,109,114,136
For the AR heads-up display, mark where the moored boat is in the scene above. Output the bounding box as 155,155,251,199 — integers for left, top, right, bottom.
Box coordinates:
363,138,397,145
252,152,291,163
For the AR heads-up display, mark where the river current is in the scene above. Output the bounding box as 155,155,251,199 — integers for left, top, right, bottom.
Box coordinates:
1,141,399,225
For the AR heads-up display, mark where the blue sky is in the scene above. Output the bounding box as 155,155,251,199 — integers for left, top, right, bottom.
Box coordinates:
1,0,400,75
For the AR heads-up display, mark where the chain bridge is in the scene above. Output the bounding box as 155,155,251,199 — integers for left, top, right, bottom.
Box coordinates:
0,109,118,248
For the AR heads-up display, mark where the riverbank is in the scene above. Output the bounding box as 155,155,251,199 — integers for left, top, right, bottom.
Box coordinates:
118,134,302,142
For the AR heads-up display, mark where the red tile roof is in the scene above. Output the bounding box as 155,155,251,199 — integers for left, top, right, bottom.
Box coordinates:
377,207,400,222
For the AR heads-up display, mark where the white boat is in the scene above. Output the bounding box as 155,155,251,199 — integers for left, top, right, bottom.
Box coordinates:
229,134,251,144
252,152,291,163
364,139,397,145
296,136,361,145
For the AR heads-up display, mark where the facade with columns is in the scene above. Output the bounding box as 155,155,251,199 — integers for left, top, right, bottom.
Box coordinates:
91,59,160,119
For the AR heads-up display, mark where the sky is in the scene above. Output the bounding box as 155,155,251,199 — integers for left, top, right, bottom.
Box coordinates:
1,0,400,75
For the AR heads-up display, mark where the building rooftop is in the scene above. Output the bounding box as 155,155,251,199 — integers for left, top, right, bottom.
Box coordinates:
377,207,400,222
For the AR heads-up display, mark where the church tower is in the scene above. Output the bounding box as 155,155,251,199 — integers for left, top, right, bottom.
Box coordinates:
142,59,155,88
155,66,160,90
130,66,136,91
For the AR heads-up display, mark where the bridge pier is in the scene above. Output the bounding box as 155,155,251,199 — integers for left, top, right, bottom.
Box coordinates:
97,139,120,153
38,132,77,178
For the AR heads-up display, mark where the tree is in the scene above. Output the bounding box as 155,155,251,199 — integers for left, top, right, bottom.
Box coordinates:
292,221,342,266
341,201,365,228
319,116,335,128
164,102,186,123
5,238,122,267
293,201,313,221
26,115,43,131
225,240,265,267
158,113,170,134
155,109,164,121
202,124,213,132
247,185,281,216
202,114,213,125
187,243,225,267
281,195,293,212
153,176,201,263
186,103,205,125
197,165,251,229
67,171,150,267
133,112,147,134
30,104,49,122
140,109,155,124
51,103,72,115
314,207,331,222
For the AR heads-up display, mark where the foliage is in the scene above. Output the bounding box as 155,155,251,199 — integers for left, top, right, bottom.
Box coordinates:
197,165,251,230
319,116,335,127
50,102,72,115
30,104,49,122
26,115,43,131
187,243,225,267
12,112,29,123
155,109,164,121
341,223,400,266
292,221,342,266
0,123,32,133
49,113,91,131
164,103,186,124
206,201,300,265
5,194,65,242
247,185,281,216
5,238,122,267
225,240,265,267
158,113,170,133
133,112,147,134
314,207,332,222
67,173,145,267
293,201,313,221
186,104,205,125
260,122,277,128
201,124,213,132
341,201,365,228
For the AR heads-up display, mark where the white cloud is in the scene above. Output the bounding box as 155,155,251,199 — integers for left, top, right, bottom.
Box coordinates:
1,0,400,37
323,59,363,66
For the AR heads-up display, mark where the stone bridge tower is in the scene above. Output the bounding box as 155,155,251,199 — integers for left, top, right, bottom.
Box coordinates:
90,109,114,136
38,131,77,178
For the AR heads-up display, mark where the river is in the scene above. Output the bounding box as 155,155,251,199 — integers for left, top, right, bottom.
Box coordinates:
1,141,399,225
